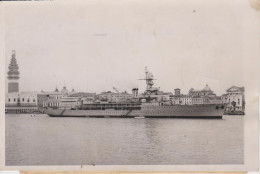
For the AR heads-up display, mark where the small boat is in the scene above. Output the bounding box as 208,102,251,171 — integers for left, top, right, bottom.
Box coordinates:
134,116,145,119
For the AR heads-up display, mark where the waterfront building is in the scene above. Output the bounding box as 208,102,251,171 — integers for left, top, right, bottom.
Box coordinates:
58,97,80,109
42,98,60,109
42,92,96,110
37,93,49,112
5,84,72,113
5,92,41,113
7,50,20,93
169,85,222,106
170,95,181,105
42,96,81,110
37,87,68,111
171,88,209,105
5,92,38,107
209,96,222,104
187,84,221,105
40,86,78,110
5,51,42,113
169,88,181,104
180,95,213,105
221,86,245,114
180,95,192,105
42,97,80,110
191,96,204,105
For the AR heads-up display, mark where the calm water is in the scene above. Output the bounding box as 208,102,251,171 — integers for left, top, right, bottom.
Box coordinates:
5,114,243,165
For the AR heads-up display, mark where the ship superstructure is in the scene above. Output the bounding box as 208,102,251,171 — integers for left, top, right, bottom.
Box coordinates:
140,67,159,95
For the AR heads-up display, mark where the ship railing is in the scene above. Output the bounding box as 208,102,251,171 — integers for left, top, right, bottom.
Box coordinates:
79,106,141,110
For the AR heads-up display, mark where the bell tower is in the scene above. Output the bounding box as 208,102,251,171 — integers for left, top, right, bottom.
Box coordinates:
7,50,20,93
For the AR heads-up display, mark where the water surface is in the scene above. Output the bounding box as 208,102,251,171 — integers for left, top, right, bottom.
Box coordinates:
6,114,244,165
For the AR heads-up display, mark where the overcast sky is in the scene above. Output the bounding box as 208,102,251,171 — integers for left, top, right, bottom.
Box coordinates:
4,0,259,95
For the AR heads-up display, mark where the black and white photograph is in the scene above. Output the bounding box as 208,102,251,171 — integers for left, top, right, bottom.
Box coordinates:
0,0,259,172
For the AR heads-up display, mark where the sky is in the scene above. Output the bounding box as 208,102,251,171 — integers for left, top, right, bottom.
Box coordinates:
4,0,259,95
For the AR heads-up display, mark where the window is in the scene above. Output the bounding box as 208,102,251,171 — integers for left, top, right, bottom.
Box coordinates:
27,99,30,102
14,98,16,102
238,98,240,105
22,98,24,102
33,99,35,102
8,98,10,102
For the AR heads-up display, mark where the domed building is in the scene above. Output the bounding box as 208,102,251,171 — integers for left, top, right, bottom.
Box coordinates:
61,85,68,94
189,88,194,93
202,84,211,92
188,84,216,97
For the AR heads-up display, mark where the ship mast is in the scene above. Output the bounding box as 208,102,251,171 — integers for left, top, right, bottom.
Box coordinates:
139,67,158,95
145,66,154,91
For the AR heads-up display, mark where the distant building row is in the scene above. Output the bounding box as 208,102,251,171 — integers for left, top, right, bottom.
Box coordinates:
5,84,245,115
169,85,245,114
170,85,221,105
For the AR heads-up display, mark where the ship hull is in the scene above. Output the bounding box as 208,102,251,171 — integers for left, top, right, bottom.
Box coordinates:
45,104,225,119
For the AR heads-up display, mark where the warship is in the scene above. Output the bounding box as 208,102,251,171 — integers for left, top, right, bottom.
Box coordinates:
46,67,226,119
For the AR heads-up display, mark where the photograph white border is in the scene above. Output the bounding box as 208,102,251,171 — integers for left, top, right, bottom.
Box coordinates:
0,0,258,172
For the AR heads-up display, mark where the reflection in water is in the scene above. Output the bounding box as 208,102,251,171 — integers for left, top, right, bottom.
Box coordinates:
6,114,243,165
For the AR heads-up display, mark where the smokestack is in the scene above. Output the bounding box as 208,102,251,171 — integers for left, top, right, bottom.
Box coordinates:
132,88,138,97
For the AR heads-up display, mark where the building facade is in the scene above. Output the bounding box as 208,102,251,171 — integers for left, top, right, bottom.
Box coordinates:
42,98,60,109
221,86,245,115
5,92,40,113
180,95,192,105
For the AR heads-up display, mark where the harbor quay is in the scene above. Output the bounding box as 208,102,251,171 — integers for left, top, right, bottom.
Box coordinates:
5,50,245,115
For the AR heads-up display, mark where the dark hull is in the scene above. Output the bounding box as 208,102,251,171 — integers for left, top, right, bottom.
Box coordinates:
46,104,225,119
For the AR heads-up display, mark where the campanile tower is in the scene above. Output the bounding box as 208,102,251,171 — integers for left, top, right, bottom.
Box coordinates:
7,50,20,93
